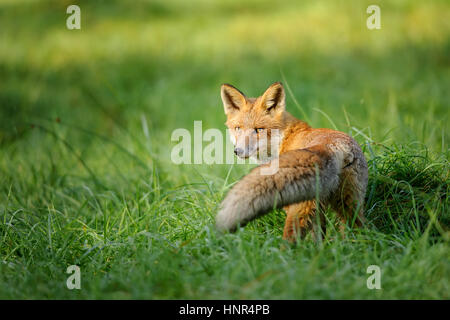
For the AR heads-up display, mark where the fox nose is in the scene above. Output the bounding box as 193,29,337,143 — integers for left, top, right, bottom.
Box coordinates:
234,148,244,156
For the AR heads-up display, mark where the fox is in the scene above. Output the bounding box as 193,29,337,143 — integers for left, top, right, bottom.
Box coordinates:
216,82,368,242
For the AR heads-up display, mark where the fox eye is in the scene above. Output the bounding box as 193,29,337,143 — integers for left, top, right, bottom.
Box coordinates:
235,127,240,131
255,128,264,133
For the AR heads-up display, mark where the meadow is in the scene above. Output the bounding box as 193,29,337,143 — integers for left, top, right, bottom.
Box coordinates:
0,0,449,299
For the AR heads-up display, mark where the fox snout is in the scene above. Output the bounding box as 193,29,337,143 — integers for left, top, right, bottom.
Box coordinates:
233,146,253,159
234,147,244,157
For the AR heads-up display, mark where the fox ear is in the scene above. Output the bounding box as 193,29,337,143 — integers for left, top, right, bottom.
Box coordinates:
221,84,246,115
260,82,285,113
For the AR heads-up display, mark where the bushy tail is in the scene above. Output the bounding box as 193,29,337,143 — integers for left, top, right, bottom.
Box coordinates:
216,146,344,232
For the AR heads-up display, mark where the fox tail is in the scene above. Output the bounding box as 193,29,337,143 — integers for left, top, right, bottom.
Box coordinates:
216,146,346,232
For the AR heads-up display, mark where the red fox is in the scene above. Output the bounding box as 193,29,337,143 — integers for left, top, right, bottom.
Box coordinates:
216,82,368,242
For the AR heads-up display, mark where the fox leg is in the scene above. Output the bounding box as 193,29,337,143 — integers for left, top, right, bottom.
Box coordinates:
283,200,325,242
332,169,366,233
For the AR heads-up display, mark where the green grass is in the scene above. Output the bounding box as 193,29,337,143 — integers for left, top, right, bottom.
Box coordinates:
0,0,449,299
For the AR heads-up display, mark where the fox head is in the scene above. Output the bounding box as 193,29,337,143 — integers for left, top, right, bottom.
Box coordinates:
220,82,286,162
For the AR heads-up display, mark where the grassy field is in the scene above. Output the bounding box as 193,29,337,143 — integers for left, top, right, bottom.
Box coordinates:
0,0,449,299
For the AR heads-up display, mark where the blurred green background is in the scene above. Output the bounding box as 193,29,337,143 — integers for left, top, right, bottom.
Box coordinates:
0,0,448,299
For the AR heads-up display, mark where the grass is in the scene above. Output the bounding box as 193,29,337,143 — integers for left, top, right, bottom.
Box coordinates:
0,0,449,299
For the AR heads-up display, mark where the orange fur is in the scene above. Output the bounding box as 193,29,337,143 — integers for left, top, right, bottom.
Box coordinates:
217,82,368,242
